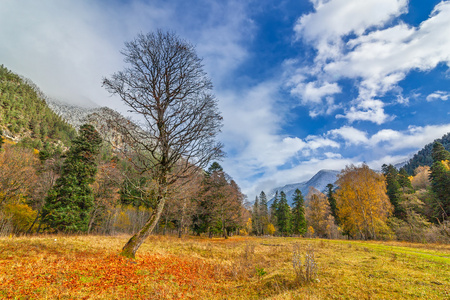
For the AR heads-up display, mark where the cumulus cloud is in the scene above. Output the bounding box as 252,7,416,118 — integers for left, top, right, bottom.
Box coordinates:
290,0,450,123
328,124,450,151
426,91,450,101
329,126,369,145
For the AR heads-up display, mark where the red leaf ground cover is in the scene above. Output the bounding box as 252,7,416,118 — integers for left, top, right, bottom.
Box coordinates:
0,241,229,299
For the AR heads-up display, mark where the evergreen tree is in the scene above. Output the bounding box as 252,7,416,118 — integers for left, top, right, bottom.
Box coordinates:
431,141,450,162
0,130,4,150
259,191,269,234
326,183,338,222
398,168,413,191
270,191,279,230
382,164,404,219
41,124,102,232
276,191,291,236
252,196,261,235
291,189,307,235
429,142,450,220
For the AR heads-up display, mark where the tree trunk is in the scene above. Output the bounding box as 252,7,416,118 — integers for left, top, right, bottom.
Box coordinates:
88,206,99,234
120,195,166,259
26,210,40,234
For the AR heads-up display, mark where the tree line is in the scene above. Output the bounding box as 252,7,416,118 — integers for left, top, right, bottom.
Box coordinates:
250,142,450,242
0,128,247,238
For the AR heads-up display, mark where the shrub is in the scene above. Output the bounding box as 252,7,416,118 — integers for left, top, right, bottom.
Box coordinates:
292,243,318,285
2,203,37,234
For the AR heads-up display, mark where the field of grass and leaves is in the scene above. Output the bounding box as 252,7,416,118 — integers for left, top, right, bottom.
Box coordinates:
0,235,449,299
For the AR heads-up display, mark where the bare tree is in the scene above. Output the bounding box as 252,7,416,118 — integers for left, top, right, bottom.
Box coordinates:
103,30,223,258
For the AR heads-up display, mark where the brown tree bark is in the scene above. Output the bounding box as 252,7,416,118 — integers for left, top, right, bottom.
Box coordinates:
121,194,166,259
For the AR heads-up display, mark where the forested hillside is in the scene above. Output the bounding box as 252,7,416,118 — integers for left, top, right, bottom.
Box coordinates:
403,132,450,174
0,65,76,148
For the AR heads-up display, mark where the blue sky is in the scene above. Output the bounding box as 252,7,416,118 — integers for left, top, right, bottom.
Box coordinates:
1,0,450,200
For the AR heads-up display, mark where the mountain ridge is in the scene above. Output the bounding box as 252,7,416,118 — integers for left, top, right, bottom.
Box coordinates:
267,169,339,206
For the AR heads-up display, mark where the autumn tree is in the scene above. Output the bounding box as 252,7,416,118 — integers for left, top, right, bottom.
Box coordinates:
164,171,203,238
0,145,38,234
89,157,124,234
291,188,307,235
335,164,393,240
0,145,38,206
305,187,330,238
41,124,102,233
195,163,244,238
103,30,223,258
411,166,431,190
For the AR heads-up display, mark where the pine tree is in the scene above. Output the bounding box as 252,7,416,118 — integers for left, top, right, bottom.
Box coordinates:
431,142,450,162
259,191,269,234
291,189,306,235
0,130,4,150
398,168,413,191
382,164,404,219
252,196,261,235
41,124,102,233
276,191,291,236
429,142,450,220
326,183,338,222
270,191,279,230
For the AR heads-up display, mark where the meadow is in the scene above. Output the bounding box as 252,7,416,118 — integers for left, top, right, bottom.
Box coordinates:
0,235,449,299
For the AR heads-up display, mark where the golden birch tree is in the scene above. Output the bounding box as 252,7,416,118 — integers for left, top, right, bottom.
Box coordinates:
336,164,393,240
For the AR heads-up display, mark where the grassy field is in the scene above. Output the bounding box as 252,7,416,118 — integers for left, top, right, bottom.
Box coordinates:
0,235,449,299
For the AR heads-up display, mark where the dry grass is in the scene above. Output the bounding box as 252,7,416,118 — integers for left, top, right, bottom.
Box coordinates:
0,235,449,299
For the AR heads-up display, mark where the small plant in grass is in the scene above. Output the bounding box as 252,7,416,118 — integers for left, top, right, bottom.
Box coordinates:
255,267,267,281
292,243,318,284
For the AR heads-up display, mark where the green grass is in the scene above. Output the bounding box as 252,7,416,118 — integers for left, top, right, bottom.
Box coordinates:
0,235,449,299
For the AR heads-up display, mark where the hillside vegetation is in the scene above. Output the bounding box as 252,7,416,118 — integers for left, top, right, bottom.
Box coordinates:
0,65,76,148
403,133,450,175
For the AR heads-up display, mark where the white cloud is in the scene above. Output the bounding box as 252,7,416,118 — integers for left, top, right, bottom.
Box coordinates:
329,126,369,145
290,0,450,124
426,91,450,101
337,99,392,124
295,0,408,60
329,124,450,151
379,124,450,151
291,81,341,104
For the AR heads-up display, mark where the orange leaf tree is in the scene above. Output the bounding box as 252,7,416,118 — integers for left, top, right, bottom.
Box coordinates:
335,164,393,240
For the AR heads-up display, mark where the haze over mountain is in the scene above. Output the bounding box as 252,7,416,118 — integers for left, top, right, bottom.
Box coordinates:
2,0,450,201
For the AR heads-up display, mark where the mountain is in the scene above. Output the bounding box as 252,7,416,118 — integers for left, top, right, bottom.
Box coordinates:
267,169,339,206
402,132,450,175
0,65,76,147
45,98,101,130
0,65,134,152
47,98,140,152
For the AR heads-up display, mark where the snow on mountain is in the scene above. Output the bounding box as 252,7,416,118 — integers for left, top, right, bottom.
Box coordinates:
267,169,340,206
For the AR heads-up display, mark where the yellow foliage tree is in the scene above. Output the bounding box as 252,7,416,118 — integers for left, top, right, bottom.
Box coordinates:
265,223,276,235
411,166,431,190
336,164,393,240
305,187,331,238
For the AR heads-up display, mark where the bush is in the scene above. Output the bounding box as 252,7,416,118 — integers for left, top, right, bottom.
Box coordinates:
2,203,37,234
292,243,318,285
